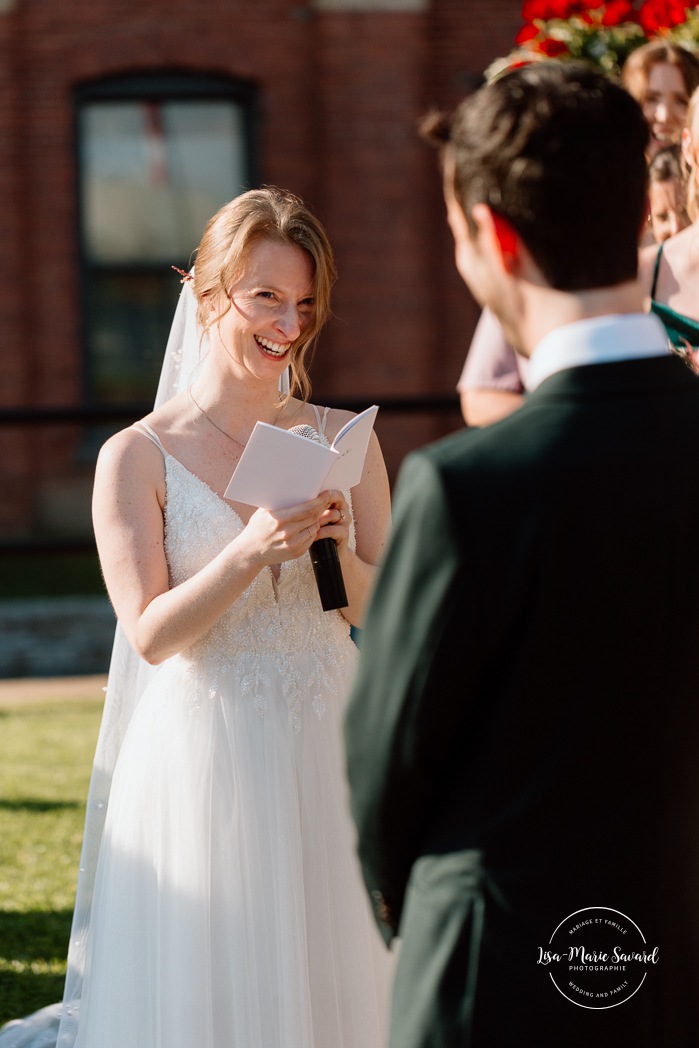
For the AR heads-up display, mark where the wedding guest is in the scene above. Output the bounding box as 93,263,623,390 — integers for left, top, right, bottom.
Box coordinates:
346,61,699,1048
456,42,699,429
621,39,699,159
456,306,528,425
640,85,699,369
0,188,393,1048
647,144,690,243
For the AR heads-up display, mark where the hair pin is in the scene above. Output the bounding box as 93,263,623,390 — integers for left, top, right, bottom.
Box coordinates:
171,265,193,283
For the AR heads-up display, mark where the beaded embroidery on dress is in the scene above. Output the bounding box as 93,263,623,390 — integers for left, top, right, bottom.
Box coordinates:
160,441,355,730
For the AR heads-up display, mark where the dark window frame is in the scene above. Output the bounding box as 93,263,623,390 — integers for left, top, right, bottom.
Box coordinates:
74,70,259,405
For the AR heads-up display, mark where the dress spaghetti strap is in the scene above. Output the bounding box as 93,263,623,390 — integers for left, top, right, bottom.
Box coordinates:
132,421,167,458
319,406,330,436
310,404,331,436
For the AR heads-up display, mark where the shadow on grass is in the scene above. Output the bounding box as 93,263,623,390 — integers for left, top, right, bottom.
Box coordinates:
0,799,80,813
0,908,71,963
0,909,71,1029
0,969,64,1030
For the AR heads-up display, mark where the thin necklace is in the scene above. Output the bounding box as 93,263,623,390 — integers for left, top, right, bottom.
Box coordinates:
189,389,281,449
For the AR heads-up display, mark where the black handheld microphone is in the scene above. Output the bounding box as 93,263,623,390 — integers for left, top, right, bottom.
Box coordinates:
289,424,349,611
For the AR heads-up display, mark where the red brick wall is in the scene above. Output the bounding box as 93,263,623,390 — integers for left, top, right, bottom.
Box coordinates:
0,0,522,537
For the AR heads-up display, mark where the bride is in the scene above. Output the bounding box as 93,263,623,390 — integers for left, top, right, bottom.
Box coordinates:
1,187,393,1048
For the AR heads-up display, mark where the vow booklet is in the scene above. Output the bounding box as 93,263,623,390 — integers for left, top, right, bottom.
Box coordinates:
223,404,379,510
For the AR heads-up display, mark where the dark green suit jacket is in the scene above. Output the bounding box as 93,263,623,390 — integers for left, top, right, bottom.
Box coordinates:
346,354,699,1047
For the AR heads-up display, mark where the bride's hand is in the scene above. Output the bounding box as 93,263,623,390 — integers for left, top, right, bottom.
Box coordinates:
316,490,351,558
237,494,332,566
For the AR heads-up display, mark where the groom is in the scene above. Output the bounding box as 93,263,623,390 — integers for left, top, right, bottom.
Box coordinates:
345,61,699,1047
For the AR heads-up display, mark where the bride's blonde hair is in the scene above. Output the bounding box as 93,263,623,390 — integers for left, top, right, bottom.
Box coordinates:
192,187,336,403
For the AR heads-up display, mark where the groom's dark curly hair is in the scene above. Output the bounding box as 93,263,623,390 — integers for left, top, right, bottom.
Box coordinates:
423,61,649,292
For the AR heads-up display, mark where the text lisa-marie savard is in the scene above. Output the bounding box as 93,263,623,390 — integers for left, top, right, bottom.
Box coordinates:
537,946,660,968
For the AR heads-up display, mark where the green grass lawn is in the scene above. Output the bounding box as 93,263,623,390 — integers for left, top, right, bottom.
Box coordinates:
0,698,103,1028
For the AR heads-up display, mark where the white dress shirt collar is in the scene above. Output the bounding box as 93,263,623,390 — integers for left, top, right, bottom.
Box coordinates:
527,313,669,392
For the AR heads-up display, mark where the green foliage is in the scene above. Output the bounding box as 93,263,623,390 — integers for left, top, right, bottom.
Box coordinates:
0,699,102,1027
0,554,104,599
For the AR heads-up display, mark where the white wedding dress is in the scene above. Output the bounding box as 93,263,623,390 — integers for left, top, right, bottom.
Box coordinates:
0,420,392,1048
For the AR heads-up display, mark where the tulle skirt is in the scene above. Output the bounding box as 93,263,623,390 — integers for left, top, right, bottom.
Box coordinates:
69,650,392,1047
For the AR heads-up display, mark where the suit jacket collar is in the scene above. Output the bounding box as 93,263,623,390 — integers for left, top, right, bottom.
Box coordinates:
528,351,697,401
527,313,668,391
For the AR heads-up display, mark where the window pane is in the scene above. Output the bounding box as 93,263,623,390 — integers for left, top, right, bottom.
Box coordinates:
81,99,247,263
86,270,179,404
78,87,252,404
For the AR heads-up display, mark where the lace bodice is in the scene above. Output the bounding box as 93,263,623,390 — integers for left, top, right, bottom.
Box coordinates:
158,452,356,729
164,453,352,656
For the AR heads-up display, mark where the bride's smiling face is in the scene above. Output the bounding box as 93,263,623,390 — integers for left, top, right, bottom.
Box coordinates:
214,237,315,379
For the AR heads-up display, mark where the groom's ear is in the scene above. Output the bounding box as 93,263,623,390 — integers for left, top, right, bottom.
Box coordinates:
472,205,520,274
490,213,519,271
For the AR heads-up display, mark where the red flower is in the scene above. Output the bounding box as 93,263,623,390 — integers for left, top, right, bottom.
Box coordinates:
522,0,545,19
506,57,544,72
536,36,571,55
522,0,546,19
522,0,611,20
600,0,640,25
516,22,541,43
521,0,570,19
639,0,690,32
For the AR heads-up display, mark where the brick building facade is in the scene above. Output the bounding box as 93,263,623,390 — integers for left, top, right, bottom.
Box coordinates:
0,0,522,543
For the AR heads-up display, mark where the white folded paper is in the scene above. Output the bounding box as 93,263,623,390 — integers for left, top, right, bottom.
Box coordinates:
224,404,379,509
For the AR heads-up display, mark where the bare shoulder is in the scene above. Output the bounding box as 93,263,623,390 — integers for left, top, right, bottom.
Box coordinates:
98,390,193,469
95,423,165,489
659,224,696,277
